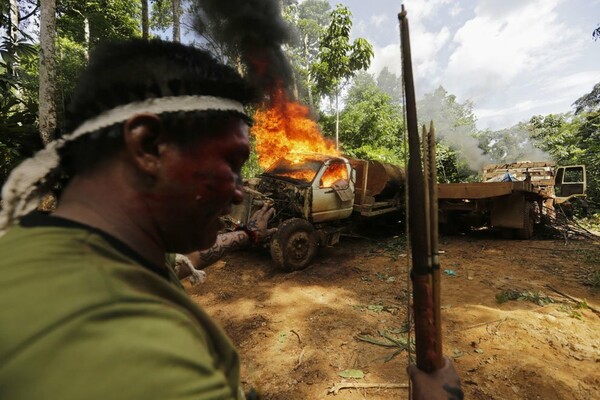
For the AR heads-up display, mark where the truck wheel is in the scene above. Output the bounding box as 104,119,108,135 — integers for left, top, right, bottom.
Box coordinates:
515,202,535,240
270,218,318,272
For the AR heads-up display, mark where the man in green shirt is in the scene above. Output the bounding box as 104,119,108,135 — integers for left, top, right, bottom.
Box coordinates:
0,39,254,400
0,39,462,399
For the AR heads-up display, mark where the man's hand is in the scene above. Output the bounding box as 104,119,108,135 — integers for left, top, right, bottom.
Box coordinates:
246,203,277,243
174,254,207,285
408,356,463,400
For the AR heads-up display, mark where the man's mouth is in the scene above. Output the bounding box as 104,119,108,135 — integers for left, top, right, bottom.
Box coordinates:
220,206,232,216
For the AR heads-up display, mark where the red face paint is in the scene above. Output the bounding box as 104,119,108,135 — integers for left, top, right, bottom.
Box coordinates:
149,120,250,253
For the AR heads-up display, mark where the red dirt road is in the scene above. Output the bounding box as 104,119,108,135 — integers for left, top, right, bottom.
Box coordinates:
186,231,600,399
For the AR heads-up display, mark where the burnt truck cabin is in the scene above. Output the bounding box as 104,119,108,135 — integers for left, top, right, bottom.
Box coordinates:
228,154,406,271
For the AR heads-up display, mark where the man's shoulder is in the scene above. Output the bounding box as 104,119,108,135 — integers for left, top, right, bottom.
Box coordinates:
0,224,199,363
0,299,241,400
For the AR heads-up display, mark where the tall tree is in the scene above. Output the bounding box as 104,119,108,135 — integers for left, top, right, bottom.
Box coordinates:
150,0,183,43
8,0,19,80
335,71,404,163
529,111,600,206
312,4,373,149
172,0,181,42
57,0,141,47
284,0,331,108
573,82,600,115
39,0,57,144
141,0,149,39
54,0,141,130
476,122,549,164
528,114,581,163
417,86,485,174
0,2,43,183
376,67,403,106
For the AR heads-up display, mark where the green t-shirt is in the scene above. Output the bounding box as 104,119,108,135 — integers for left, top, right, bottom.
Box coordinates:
0,213,242,400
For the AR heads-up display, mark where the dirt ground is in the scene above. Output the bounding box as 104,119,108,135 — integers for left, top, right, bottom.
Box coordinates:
185,228,600,400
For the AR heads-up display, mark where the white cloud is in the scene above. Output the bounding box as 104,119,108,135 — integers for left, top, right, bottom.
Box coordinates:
350,0,598,130
367,0,453,92
404,0,451,20
546,70,600,94
476,95,574,130
449,3,462,17
369,20,450,89
368,43,401,77
442,0,582,103
352,19,368,38
370,14,388,28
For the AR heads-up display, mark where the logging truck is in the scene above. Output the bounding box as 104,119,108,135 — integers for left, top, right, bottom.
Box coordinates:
437,161,587,239
229,154,405,271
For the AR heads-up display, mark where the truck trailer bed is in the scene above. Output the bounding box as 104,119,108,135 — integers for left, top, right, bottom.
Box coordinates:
438,181,538,200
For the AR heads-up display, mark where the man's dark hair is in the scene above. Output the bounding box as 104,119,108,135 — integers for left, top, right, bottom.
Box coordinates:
59,39,258,177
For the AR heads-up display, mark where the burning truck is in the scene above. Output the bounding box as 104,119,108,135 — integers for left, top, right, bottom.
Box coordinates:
227,89,405,271
230,153,405,272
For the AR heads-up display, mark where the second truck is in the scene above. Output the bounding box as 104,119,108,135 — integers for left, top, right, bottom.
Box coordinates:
438,161,587,239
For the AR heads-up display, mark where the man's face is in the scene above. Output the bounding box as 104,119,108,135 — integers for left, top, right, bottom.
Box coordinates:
151,119,250,253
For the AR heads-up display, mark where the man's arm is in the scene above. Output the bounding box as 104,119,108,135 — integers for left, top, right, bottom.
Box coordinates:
186,231,250,271
176,203,276,280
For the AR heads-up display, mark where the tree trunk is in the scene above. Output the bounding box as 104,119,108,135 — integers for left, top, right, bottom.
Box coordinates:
83,16,90,62
39,0,57,144
304,33,314,108
141,0,149,40
172,0,181,43
7,0,20,97
9,0,18,47
8,0,19,74
335,87,339,150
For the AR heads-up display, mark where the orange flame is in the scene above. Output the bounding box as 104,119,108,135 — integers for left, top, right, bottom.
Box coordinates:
275,169,317,183
252,88,339,170
320,162,348,187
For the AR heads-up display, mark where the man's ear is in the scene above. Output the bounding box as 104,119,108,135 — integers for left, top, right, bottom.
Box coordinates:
123,113,163,177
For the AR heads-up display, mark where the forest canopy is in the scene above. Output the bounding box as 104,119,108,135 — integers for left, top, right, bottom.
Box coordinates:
0,0,598,211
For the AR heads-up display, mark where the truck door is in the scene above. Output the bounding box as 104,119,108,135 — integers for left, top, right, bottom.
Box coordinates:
311,160,355,223
554,165,586,204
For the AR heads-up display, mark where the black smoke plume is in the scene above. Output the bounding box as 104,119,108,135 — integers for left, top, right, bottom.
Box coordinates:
191,0,294,99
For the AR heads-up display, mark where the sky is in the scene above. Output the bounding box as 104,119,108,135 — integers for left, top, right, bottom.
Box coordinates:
323,0,600,131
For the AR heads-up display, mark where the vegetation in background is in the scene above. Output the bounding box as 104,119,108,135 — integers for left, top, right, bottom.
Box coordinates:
0,0,597,215
283,0,332,109
311,4,373,148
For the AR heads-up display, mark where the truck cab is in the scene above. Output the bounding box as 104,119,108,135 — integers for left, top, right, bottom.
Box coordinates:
257,154,355,223
554,165,586,204
230,154,405,271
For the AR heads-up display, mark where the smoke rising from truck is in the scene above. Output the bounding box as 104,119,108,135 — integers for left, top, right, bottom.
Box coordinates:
190,0,294,98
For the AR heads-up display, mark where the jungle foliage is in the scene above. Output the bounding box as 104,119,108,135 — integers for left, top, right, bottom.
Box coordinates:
0,1,598,211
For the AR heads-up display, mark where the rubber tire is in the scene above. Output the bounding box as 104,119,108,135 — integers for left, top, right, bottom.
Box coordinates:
515,202,535,240
270,218,318,272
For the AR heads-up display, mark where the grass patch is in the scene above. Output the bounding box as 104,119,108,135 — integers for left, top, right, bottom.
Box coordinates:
575,248,600,265
589,271,600,289
379,236,408,260
356,329,414,362
495,289,554,306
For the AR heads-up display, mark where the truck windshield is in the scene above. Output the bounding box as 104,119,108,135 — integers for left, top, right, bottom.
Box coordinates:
264,158,323,183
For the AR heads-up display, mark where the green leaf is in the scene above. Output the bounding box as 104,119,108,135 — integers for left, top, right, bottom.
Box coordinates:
278,332,287,343
337,369,365,379
367,304,384,312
